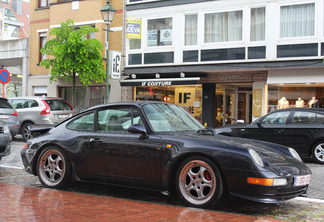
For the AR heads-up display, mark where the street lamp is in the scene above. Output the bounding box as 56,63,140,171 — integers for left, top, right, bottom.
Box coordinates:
101,1,116,103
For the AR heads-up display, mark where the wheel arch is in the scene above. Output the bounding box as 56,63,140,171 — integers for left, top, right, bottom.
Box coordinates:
168,152,228,195
20,120,34,132
31,143,75,178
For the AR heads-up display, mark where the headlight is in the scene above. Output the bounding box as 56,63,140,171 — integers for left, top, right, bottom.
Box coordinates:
289,148,302,162
248,149,264,168
3,124,10,134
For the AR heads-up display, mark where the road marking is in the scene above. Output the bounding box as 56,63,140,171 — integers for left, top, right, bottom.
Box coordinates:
0,165,24,170
295,197,324,204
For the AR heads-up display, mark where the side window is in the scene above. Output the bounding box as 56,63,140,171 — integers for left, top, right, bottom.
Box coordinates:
9,99,26,109
27,100,38,108
292,111,315,124
261,111,290,125
315,114,324,124
97,108,142,132
67,112,94,131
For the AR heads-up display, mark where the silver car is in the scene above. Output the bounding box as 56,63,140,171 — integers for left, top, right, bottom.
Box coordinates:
0,97,19,136
0,118,12,161
8,96,75,141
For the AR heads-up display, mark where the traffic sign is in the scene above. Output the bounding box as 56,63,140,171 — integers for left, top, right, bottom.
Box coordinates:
0,69,10,84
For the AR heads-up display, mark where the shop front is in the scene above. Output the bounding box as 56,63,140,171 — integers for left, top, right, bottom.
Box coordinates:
121,71,268,128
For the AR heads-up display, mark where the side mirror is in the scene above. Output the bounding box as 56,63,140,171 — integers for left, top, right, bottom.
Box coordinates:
257,121,263,127
128,124,148,139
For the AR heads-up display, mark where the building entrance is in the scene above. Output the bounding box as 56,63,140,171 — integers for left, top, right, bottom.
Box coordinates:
215,84,252,127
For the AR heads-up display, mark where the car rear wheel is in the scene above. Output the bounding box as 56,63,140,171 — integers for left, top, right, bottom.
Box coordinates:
37,147,71,189
176,156,224,208
21,122,33,141
312,142,324,164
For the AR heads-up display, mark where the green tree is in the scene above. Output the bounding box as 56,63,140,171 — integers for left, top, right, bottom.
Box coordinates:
40,19,105,107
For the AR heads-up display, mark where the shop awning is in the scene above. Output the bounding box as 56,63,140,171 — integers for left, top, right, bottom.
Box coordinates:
120,72,204,86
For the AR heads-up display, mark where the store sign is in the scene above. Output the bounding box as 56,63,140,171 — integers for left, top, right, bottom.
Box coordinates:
126,19,141,39
110,51,121,79
141,81,172,86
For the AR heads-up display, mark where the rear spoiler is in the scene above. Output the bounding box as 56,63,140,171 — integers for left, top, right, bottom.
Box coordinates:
28,124,54,137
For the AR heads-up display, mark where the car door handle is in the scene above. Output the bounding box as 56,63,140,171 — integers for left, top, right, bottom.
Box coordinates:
274,129,284,133
90,138,103,143
307,130,317,133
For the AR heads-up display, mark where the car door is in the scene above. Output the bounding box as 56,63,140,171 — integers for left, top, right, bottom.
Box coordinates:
283,110,321,157
87,107,164,188
241,110,292,146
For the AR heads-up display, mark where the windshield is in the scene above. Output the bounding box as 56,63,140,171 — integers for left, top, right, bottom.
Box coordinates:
142,103,204,132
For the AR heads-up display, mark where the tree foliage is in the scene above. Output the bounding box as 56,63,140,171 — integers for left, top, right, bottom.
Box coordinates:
40,19,105,106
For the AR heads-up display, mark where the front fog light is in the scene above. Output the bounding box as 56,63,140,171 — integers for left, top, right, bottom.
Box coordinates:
273,178,288,186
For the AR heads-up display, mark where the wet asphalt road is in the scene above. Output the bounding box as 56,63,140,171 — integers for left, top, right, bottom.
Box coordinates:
0,136,324,221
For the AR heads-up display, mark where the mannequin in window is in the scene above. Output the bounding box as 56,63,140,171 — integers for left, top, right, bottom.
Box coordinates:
295,98,304,108
278,97,289,109
308,97,319,108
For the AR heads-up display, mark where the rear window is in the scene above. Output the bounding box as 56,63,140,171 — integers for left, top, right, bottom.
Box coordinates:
0,99,14,109
45,99,73,111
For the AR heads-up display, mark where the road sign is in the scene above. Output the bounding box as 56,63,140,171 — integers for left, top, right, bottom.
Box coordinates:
0,69,10,84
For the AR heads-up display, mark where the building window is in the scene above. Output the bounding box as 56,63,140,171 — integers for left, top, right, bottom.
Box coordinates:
280,3,315,38
147,18,172,47
250,7,265,41
204,10,242,43
185,14,198,46
4,8,18,21
39,33,47,63
38,0,49,8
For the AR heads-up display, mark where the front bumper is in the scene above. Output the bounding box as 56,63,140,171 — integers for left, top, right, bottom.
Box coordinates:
223,167,311,203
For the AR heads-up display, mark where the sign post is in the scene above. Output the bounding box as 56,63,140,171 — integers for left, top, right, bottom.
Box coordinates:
0,69,11,97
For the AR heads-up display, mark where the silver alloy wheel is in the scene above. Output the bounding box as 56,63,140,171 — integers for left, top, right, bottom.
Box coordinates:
314,143,324,162
22,123,33,141
38,149,66,187
178,160,217,206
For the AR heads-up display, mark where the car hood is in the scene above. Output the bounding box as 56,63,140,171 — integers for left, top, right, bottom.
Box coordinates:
170,131,297,161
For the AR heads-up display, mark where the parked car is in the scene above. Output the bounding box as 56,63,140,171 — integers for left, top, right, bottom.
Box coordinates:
0,98,19,136
0,119,12,161
21,102,311,208
216,108,324,164
8,96,75,141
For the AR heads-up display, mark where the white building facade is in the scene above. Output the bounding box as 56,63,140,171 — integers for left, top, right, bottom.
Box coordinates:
122,0,324,127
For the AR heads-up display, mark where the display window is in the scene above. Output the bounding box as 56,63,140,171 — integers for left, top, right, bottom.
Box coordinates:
268,85,324,112
134,85,202,121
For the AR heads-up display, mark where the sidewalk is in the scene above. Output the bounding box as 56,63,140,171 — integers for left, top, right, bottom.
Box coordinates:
0,183,281,222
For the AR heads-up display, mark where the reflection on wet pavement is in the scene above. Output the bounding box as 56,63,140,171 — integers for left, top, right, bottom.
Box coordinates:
0,183,278,221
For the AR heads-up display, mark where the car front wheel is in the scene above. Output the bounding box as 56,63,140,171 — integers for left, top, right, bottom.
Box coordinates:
37,147,71,189
175,156,224,208
312,142,324,164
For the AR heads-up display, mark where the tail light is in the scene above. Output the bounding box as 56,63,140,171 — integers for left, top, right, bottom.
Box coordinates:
40,100,51,115
11,111,18,116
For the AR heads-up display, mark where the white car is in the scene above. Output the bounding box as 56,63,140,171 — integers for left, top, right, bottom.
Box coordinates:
8,96,75,141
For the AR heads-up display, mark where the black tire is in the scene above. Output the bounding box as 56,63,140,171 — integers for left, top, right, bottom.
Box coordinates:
21,122,33,141
175,156,224,208
37,147,72,189
311,142,324,164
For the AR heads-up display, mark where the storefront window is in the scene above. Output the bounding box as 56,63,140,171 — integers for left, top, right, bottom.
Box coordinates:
134,85,202,121
59,86,106,113
147,18,173,47
268,85,324,112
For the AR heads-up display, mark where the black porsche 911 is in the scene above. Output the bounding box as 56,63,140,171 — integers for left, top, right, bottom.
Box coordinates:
21,102,311,208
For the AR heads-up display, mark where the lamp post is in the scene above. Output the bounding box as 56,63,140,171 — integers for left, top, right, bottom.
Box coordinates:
101,1,116,103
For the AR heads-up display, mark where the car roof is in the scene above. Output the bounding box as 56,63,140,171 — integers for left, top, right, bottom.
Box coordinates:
272,108,324,112
86,101,173,111
8,96,62,100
